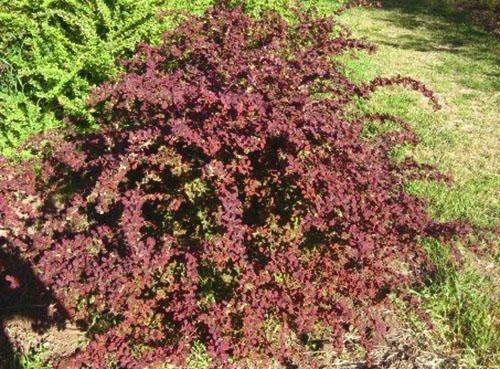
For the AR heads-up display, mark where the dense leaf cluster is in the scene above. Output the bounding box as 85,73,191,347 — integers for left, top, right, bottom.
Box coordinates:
0,3,468,368
0,0,213,155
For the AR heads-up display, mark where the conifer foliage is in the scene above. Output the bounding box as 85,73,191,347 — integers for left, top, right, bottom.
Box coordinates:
0,3,468,368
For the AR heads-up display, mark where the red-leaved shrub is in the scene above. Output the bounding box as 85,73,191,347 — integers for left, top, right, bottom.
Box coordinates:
0,2,469,368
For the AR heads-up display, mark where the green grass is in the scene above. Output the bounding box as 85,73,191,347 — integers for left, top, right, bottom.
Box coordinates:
7,349,51,369
340,0,499,228
340,1,499,367
412,239,499,368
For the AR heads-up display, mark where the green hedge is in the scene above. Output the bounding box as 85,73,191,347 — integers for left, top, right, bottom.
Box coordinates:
0,0,213,155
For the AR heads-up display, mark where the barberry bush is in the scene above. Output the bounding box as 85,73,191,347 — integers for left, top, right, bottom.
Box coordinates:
0,2,469,368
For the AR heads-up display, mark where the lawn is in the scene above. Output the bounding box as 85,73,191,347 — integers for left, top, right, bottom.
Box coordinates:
340,1,499,367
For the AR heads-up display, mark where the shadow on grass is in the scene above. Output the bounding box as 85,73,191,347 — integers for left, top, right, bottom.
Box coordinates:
0,245,69,368
365,0,500,91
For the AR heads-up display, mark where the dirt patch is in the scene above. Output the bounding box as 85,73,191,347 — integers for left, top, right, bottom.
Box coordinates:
310,310,458,369
2,315,86,366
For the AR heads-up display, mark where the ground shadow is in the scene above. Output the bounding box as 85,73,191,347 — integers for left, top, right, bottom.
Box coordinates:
377,0,499,52
363,0,500,91
0,245,69,368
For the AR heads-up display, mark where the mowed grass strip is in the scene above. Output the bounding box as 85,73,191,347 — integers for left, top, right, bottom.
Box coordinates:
340,1,499,367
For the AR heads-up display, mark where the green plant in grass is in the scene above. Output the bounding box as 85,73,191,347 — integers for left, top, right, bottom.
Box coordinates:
7,348,52,369
412,239,499,368
187,341,212,369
